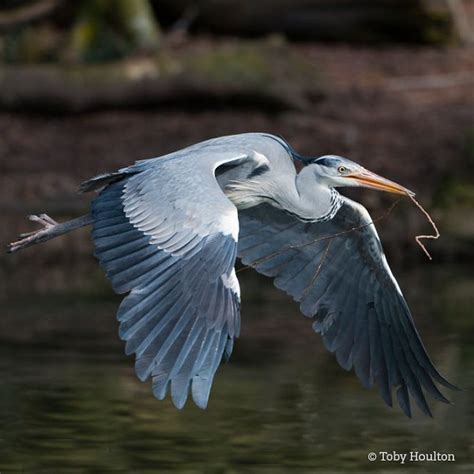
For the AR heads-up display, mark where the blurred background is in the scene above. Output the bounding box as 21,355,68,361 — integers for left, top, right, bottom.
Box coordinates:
0,1,473,472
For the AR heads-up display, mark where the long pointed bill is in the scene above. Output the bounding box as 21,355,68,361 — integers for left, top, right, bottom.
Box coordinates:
347,169,415,196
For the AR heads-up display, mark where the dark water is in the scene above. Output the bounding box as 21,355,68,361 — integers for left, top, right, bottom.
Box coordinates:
0,261,473,473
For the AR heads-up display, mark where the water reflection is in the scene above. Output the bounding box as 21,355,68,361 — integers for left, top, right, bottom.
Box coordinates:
0,263,472,472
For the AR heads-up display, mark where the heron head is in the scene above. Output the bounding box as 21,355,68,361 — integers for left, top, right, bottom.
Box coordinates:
311,155,414,196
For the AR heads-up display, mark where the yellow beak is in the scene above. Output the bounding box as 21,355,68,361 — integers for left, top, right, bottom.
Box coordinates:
346,169,415,196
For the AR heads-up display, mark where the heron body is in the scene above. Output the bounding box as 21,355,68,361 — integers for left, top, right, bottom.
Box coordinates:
17,132,457,417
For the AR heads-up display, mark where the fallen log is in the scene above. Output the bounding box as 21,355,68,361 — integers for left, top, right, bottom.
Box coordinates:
0,40,323,112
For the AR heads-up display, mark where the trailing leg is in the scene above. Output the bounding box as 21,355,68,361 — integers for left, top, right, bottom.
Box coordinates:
7,213,93,253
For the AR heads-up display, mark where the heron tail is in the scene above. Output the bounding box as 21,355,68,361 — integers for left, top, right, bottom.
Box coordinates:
79,170,138,193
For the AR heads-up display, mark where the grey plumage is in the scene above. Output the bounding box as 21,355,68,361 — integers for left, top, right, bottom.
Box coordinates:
238,200,456,417
81,132,457,416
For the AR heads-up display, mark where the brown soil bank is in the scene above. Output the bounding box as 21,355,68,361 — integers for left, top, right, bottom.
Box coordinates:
1,42,473,267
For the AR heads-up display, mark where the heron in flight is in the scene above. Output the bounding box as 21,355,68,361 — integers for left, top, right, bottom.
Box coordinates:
8,133,457,417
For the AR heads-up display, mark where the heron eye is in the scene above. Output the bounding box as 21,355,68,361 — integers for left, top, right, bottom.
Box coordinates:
338,166,346,174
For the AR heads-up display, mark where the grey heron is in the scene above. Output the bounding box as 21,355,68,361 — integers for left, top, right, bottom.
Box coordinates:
8,132,457,417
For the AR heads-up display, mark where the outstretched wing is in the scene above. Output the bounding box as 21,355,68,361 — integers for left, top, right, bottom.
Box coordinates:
238,198,457,417
90,150,251,409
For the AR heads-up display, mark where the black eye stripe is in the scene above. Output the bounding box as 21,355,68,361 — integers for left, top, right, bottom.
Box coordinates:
316,157,340,167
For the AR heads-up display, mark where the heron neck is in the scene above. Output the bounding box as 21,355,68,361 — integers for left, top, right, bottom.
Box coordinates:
286,167,342,221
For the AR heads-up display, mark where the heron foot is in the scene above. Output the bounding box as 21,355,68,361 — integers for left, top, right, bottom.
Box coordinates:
6,213,93,254
7,214,60,253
